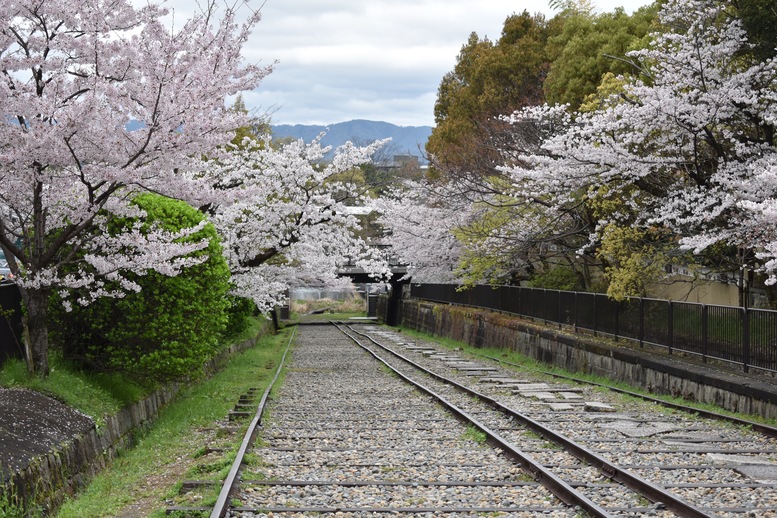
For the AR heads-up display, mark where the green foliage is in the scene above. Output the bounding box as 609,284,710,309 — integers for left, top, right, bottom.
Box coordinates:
222,295,256,342
428,4,660,175
734,0,777,61
578,72,630,112
527,265,581,291
0,477,36,518
463,425,487,444
229,94,271,147
549,0,595,15
450,173,595,289
453,198,518,287
49,194,234,383
543,4,659,110
597,223,674,301
427,11,551,176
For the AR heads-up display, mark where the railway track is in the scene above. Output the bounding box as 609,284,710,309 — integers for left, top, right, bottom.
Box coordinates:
194,321,777,517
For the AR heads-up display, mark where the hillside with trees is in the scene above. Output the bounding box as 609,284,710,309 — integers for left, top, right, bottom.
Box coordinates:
272,120,432,163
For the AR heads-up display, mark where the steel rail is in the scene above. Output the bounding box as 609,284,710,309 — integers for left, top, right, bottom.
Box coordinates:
333,323,614,518
341,323,713,518
231,505,567,514
485,355,777,439
209,325,296,518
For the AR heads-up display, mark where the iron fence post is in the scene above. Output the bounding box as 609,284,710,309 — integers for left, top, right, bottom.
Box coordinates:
639,297,645,348
574,291,579,332
668,301,674,355
743,307,750,373
702,305,708,363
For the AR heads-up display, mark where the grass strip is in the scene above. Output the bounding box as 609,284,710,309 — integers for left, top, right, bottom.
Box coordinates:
55,325,292,517
0,318,272,426
0,356,146,429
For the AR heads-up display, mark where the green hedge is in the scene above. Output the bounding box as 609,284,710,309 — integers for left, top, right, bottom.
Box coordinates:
50,194,252,383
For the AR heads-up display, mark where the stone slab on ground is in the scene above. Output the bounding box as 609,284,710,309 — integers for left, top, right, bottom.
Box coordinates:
558,392,584,400
454,366,499,372
600,420,678,437
736,465,777,482
547,403,576,411
584,402,616,412
512,383,551,391
522,391,557,401
517,387,583,393
707,453,777,466
478,377,527,384
0,387,94,477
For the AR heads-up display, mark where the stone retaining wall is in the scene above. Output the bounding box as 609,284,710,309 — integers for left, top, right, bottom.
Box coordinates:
7,384,180,515
389,298,777,420
3,323,271,515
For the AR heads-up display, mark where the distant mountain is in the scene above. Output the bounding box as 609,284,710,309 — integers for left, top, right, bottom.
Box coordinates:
271,119,432,162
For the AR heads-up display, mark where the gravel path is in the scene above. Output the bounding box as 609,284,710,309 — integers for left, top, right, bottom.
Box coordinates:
232,324,576,517
228,322,777,517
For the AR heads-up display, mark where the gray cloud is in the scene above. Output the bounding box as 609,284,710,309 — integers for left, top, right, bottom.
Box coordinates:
164,0,652,126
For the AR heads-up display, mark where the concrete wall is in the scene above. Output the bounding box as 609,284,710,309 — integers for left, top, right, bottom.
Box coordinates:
388,298,777,420
647,274,740,306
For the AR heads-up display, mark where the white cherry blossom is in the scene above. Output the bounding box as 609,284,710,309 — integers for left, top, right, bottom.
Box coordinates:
502,0,777,294
209,135,392,311
0,0,270,374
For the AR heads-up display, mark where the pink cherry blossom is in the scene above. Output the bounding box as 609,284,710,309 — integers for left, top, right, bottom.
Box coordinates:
0,0,270,375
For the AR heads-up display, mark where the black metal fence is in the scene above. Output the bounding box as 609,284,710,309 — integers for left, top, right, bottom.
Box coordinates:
410,283,777,374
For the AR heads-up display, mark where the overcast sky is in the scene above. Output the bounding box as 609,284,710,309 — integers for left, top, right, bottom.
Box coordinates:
184,0,654,127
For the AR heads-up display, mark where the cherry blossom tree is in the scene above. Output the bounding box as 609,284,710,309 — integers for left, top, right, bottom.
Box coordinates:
503,0,777,302
0,0,270,375
375,181,465,284
209,134,392,312
726,155,777,285
377,170,598,288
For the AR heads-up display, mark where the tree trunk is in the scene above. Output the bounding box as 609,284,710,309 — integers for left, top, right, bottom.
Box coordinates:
270,308,279,332
20,287,51,377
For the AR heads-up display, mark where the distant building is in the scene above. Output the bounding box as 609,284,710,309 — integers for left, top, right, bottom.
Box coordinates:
375,154,420,170
390,154,419,169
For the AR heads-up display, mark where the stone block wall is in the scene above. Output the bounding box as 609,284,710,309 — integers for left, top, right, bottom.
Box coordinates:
6,384,180,514
3,324,270,515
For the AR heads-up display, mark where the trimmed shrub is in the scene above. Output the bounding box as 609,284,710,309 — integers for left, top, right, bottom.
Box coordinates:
222,294,256,341
50,194,236,383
